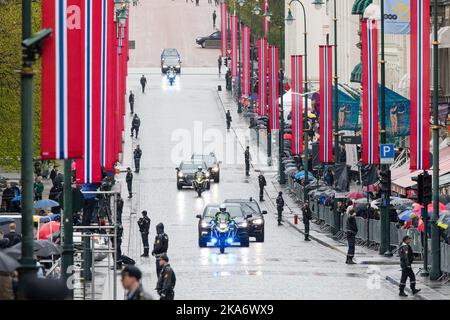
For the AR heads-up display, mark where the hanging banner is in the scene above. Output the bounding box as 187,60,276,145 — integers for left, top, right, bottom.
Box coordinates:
333,87,360,131
41,0,84,160
319,45,333,163
220,1,228,57
268,46,279,131
242,26,251,97
382,86,410,142
257,38,268,116
230,15,238,78
291,55,303,155
410,0,430,170
76,0,104,184
384,0,411,35
361,19,379,165
263,0,269,36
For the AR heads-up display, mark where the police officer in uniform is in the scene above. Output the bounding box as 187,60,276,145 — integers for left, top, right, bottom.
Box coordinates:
302,201,312,241
152,223,169,276
346,209,358,264
126,168,133,199
226,110,232,131
398,235,421,297
156,254,176,300
276,191,284,226
244,146,251,177
121,266,154,300
133,145,142,173
258,172,267,201
138,210,151,257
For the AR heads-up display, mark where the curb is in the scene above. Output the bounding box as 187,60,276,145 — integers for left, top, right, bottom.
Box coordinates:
385,275,427,300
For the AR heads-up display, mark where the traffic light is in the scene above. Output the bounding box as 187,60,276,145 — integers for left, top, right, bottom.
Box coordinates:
379,170,391,197
412,173,424,204
423,171,432,204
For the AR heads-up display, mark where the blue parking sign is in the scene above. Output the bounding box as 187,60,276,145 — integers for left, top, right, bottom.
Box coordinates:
380,144,395,164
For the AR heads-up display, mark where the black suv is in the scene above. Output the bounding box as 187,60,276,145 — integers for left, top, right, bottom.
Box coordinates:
224,198,266,242
191,153,221,183
161,48,181,74
195,31,220,48
176,161,209,190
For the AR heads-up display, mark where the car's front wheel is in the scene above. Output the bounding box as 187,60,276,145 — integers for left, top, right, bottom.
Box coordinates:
255,230,265,243
198,237,207,247
214,174,220,183
240,236,250,247
177,183,182,190
201,42,205,48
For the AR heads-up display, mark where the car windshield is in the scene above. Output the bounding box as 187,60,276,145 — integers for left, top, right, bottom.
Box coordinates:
181,162,205,170
240,202,260,215
204,206,243,218
162,49,179,57
164,57,180,65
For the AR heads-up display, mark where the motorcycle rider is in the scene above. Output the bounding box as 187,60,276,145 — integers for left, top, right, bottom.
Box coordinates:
212,204,232,224
167,67,176,85
193,166,206,180
152,223,169,276
138,210,151,257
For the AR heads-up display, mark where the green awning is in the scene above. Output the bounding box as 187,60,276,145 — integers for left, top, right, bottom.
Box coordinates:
352,0,372,15
350,63,362,83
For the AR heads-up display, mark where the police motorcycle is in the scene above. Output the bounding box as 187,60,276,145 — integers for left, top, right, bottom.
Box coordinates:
192,166,210,197
167,66,176,86
210,205,238,254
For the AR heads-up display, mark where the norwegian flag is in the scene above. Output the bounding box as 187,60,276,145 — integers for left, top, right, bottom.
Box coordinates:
258,38,268,116
41,0,84,160
242,26,251,97
319,45,333,163
220,1,228,57
361,19,379,165
230,15,238,78
291,55,303,155
268,46,279,131
410,0,431,170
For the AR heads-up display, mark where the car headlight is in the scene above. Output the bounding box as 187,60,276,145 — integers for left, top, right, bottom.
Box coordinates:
252,218,263,225
163,65,168,68
176,65,180,69
212,166,219,172
178,172,184,178
205,172,210,178
201,221,209,228
238,221,248,228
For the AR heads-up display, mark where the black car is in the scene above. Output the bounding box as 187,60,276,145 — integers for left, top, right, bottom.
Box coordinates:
176,160,210,190
196,203,250,248
161,48,181,74
191,153,221,183
224,198,266,242
195,31,220,48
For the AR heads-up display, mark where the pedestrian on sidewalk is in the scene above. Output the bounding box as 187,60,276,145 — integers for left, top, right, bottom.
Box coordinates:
126,167,133,199
276,191,284,226
302,202,312,241
218,55,222,74
131,114,141,138
121,266,154,300
244,146,251,176
140,75,147,93
398,235,421,297
138,210,151,257
133,145,142,173
33,176,44,201
346,209,358,264
212,10,217,28
156,254,176,300
226,110,232,130
152,223,169,276
258,172,266,201
129,90,135,114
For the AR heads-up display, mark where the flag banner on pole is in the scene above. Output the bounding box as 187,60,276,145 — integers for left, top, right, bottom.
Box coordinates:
242,26,251,97
268,46,279,131
319,45,333,163
361,19,379,165
76,0,104,184
410,0,430,170
291,55,303,155
220,1,228,57
41,0,84,160
263,0,269,36
230,15,238,78
258,38,268,116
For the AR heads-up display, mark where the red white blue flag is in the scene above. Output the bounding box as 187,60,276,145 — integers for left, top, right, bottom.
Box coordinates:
410,0,430,170
220,1,228,57
242,26,251,97
258,38,268,116
41,0,84,160
361,19,379,165
291,55,303,155
268,46,279,131
319,45,333,163
76,0,105,184
230,15,238,78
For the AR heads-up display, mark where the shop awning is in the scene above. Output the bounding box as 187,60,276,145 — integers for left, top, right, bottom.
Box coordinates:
352,0,373,15
350,63,362,83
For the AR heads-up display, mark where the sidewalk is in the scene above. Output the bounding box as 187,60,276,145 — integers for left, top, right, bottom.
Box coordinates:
218,87,450,300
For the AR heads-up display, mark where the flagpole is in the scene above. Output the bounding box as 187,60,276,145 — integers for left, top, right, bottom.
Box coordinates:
61,160,74,299
332,0,339,164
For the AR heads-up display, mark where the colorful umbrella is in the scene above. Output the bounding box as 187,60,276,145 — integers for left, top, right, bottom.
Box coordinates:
33,199,60,209
346,192,366,200
38,221,60,240
398,210,419,222
437,212,450,230
412,202,447,215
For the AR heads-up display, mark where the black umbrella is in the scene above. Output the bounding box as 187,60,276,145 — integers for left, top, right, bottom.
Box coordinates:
8,240,62,258
0,251,20,272
0,217,15,226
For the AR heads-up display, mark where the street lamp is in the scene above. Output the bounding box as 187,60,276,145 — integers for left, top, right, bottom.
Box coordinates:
252,1,262,16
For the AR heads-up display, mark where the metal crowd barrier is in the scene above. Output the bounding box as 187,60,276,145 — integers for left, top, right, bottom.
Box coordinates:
441,243,450,274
